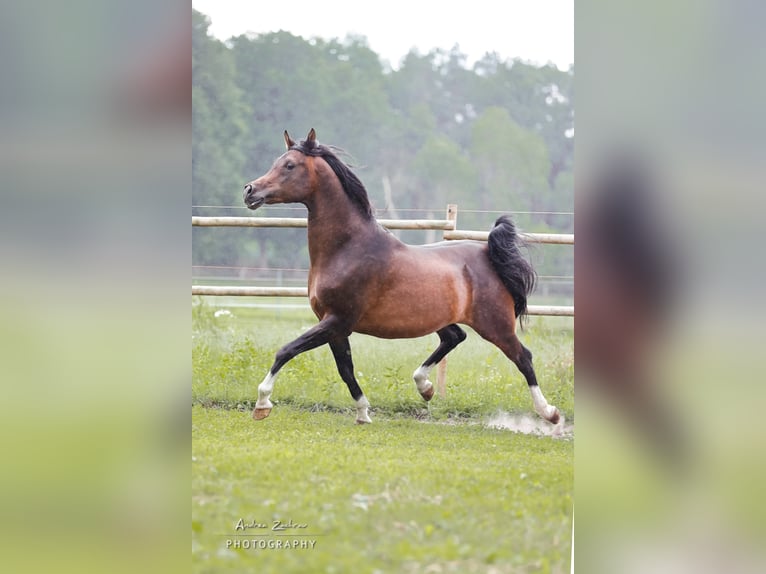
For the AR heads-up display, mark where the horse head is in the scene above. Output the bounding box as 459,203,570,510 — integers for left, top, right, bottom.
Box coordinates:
243,128,318,210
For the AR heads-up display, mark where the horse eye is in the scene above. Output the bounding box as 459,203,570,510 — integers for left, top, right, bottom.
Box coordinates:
285,162,295,170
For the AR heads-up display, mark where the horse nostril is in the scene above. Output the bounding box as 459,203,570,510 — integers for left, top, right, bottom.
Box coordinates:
244,184,252,195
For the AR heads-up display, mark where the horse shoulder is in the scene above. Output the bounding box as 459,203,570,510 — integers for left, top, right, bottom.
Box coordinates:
308,257,377,321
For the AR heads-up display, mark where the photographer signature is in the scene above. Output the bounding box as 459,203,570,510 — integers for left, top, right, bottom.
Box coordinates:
235,518,308,532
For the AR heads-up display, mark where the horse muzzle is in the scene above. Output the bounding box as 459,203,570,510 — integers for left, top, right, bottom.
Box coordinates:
243,184,265,210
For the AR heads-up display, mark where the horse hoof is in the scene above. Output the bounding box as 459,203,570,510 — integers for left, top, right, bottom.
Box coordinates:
420,386,435,402
547,408,561,425
253,407,272,420
355,418,371,425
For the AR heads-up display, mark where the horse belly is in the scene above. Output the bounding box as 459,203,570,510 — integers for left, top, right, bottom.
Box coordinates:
354,310,450,339
353,274,467,339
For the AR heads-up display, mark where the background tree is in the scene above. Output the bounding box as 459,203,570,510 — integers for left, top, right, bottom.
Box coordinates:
470,107,551,231
192,10,248,265
192,8,574,292
410,135,478,241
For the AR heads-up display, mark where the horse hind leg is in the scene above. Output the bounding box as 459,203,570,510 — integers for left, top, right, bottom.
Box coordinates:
477,324,560,424
413,325,467,401
506,336,561,424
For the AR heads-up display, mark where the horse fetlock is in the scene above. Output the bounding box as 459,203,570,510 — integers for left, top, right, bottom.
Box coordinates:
530,385,560,424
413,366,433,395
355,396,372,424
540,405,560,425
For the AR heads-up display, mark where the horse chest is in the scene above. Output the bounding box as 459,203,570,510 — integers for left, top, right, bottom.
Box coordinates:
308,267,370,317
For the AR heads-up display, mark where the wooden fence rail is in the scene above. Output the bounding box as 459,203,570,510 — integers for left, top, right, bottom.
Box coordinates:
190,285,574,316
192,204,574,316
192,217,574,244
192,216,455,231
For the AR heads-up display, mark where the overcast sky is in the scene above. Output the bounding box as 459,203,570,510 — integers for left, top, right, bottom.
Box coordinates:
192,0,573,71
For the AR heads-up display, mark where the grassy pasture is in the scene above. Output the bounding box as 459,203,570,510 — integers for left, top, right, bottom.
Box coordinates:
192,299,574,572
192,300,574,421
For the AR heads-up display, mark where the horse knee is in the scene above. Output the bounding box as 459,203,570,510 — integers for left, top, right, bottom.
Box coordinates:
273,346,293,372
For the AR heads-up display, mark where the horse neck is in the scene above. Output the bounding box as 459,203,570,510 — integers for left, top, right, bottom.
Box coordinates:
304,180,376,265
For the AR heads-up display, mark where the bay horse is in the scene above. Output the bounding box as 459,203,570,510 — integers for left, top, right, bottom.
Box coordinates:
242,128,560,425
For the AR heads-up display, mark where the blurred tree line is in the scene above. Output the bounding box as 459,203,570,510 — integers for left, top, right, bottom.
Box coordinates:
193,9,573,282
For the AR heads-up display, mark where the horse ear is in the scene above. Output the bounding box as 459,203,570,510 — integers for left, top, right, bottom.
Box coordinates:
306,128,316,143
284,130,296,150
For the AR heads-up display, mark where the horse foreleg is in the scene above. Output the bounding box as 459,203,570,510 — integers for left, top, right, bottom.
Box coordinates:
253,316,344,420
413,325,467,401
329,337,372,424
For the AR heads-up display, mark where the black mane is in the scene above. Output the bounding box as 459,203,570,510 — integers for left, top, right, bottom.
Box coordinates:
290,139,374,220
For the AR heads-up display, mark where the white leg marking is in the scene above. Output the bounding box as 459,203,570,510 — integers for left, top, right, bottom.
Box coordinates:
255,371,278,411
413,365,434,394
355,395,372,424
530,385,559,422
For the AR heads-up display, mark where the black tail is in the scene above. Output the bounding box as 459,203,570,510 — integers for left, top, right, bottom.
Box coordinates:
487,216,537,328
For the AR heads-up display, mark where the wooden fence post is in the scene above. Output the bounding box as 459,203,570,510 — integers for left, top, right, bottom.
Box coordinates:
436,357,448,399
436,203,458,398
445,203,458,235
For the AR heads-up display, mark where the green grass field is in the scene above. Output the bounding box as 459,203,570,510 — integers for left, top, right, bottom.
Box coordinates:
192,299,574,572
